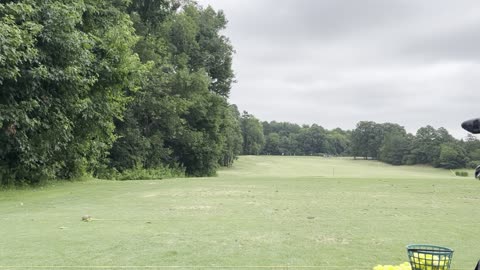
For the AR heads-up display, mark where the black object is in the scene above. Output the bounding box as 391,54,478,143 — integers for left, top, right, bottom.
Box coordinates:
474,260,480,270
463,118,480,180
462,118,480,134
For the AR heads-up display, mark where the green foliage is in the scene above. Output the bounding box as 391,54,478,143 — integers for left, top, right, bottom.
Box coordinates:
455,171,469,177
218,105,243,167
437,143,468,169
263,133,281,155
379,134,410,165
0,0,144,185
410,126,455,166
99,164,185,180
326,129,351,156
467,160,480,169
0,2,42,83
351,121,384,159
1,0,239,184
296,124,327,155
260,122,351,156
109,1,239,177
255,119,479,172
240,112,265,155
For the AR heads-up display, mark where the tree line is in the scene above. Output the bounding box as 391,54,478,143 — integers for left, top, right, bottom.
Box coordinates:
1,0,242,186
2,0,477,186
240,114,480,170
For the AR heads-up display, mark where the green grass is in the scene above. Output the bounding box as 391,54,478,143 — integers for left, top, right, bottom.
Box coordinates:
1,156,479,269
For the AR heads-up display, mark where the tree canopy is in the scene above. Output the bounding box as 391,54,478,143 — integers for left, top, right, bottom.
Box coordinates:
1,0,241,185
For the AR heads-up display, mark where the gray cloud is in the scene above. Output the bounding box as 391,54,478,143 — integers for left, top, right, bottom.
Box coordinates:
197,0,480,139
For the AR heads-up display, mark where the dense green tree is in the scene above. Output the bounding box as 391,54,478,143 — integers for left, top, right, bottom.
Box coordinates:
0,0,144,185
377,123,409,165
263,121,301,137
278,135,297,155
381,123,406,137
326,129,351,156
296,124,327,155
0,0,241,184
261,121,305,155
463,134,480,161
218,105,243,167
162,3,234,97
438,143,468,169
260,122,352,156
241,112,265,155
263,133,281,155
109,1,239,177
379,134,410,165
351,121,384,159
410,126,448,166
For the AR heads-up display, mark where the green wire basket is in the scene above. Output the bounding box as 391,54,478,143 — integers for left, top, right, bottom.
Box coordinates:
407,244,454,270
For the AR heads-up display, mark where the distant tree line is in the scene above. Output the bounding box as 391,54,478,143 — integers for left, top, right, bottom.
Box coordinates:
1,0,243,186
352,121,480,170
240,115,480,170
239,113,352,157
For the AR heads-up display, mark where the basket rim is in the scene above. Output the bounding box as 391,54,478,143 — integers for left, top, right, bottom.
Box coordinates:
406,244,454,253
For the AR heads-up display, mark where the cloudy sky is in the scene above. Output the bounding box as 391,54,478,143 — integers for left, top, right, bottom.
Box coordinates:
197,0,479,138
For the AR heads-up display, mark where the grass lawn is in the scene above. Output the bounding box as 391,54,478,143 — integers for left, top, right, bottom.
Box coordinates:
1,156,479,269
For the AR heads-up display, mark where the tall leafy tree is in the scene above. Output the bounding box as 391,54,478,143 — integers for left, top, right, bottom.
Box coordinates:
218,105,243,167
379,134,410,165
437,143,468,169
240,112,265,155
110,1,239,176
263,133,281,155
296,124,327,155
410,126,454,166
0,0,144,185
326,128,351,156
351,121,384,159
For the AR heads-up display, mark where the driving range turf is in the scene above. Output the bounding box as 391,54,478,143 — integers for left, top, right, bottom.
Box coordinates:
1,156,479,269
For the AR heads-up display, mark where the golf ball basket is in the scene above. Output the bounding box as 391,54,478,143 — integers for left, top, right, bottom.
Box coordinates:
407,244,454,270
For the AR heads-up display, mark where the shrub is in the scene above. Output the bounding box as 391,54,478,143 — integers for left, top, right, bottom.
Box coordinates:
97,165,185,181
455,171,469,177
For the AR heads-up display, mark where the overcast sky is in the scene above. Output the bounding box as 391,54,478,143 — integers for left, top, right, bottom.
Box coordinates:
197,0,479,138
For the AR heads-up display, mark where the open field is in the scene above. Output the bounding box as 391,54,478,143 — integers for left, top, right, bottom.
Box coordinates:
1,156,479,269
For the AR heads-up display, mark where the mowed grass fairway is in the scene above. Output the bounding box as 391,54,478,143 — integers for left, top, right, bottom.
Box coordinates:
1,156,480,269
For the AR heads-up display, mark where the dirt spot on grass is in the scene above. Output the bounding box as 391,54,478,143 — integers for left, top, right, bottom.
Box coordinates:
314,235,350,245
